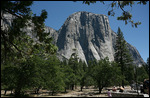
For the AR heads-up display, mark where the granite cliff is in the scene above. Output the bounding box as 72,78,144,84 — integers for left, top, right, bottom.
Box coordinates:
1,11,145,66
52,11,145,66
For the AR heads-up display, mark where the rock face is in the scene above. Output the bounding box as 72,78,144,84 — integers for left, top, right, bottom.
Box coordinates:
54,11,145,66
56,12,114,64
1,11,145,66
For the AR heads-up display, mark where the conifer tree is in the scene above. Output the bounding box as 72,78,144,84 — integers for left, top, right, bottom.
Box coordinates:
42,55,65,95
68,51,79,90
1,1,57,64
114,27,134,87
61,60,75,92
142,57,149,75
78,60,87,91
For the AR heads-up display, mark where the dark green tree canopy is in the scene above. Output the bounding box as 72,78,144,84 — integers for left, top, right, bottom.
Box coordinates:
114,27,134,87
1,1,57,63
89,57,122,93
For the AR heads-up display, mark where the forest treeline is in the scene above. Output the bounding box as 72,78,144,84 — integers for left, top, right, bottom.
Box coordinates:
1,52,149,97
1,1,149,97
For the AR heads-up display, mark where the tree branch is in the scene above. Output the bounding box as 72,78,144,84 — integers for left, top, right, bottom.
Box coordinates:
1,31,28,56
118,1,126,12
2,9,23,19
1,32,7,61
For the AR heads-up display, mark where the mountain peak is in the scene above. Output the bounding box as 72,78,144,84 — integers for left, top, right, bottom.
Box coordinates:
55,11,145,66
1,11,145,66
71,11,108,17
63,11,109,28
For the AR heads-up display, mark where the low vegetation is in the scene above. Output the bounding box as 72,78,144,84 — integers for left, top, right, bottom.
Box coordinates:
1,1,149,97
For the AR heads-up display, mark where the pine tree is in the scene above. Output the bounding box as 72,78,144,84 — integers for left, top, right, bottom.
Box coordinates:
114,27,134,87
78,60,87,91
43,55,65,95
1,1,57,64
68,51,79,90
61,60,75,92
1,2,58,96
142,57,149,75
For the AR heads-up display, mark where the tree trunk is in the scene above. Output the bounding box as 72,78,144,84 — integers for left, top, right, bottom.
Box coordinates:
51,90,54,96
64,87,67,93
4,90,7,95
75,85,77,89
37,88,39,94
122,80,124,88
71,84,74,90
11,90,13,94
81,86,83,91
15,89,21,97
98,86,102,94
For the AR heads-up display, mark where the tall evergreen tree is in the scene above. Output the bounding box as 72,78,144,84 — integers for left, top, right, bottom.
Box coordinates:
1,2,58,96
114,27,134,88
1,54,43,97
61,60,75,92
136,66,149,82
143,57,149,75
68,51,79,90
78,59,87,91
43,55,65,96
1,1,57,64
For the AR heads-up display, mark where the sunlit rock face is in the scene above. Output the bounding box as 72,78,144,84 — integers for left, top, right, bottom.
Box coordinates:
56,12,113,64
1,11,145,66
54,11,145,66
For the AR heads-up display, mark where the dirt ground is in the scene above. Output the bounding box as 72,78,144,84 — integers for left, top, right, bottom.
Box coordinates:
31,86,108,97
1,86,132,97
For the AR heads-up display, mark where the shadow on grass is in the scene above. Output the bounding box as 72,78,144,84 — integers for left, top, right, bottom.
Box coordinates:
1,93,30,97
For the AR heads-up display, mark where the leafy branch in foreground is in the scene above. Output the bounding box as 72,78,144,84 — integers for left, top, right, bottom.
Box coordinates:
1,1,57,63
81,1,148,28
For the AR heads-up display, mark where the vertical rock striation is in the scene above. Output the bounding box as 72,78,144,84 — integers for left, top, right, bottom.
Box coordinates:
55,11,145,66
1,11,145,66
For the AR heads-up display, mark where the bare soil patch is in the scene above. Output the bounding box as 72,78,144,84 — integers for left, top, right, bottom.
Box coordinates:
1,86,132,97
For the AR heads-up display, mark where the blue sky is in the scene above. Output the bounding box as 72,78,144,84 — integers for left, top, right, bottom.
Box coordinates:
30,1,149,62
